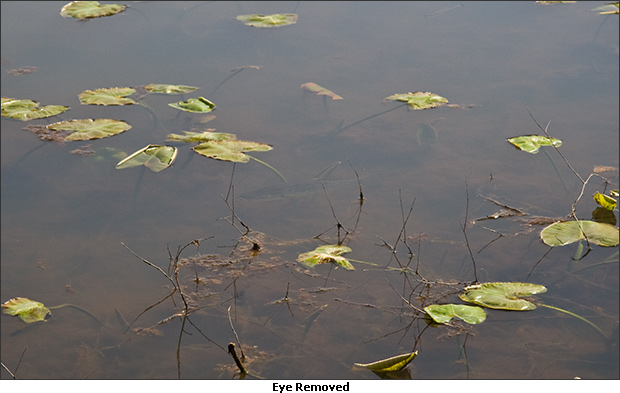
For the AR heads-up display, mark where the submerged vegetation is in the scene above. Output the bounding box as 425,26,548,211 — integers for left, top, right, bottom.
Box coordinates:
1,1,618,381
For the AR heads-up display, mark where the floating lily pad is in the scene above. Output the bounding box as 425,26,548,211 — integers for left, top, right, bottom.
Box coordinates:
2,297,50,323
236,13,298,28
459,282,547,311
168,97,215,113
536,1,577,4
144,84,199,95
383,91,449,110
193,140,272,163
540,220,619,247
300,82,343,100
116,144,177,172
60,1,126,19
593,192,617,211
424,304,487,324
1,97,69,120
79,87,136,105
297,245,354,270
354,351,418,372
592,2,619,14
166,130,236,143
507,135,562,154
47,119,131,141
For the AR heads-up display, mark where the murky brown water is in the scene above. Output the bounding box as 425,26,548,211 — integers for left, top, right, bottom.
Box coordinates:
2,1,618,381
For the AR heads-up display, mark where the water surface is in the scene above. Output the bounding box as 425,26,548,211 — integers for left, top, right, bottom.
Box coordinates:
1,1,618,380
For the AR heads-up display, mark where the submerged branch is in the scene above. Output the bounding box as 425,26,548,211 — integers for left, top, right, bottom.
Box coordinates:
121,242,176,288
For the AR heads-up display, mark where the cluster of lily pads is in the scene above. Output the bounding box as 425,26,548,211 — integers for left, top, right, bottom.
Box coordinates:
1,83,281,175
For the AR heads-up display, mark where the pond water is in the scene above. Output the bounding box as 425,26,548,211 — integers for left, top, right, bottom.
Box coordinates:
1,1,618,381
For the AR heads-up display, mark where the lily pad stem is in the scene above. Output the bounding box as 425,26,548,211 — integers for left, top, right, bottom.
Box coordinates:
136,101,160,132
246,155,287,182
332,102,407,135
348,258,415,273
538,303,607,343
541,148,568,193
48,304,102,326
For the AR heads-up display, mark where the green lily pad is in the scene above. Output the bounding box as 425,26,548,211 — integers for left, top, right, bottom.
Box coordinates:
1,97,69,120
354,351,418,372
424,304,487,324
507,135,562,154
459,282,547,311
383,91,449,109
192,140,272,163
116,144,177,172
236,13,298,28
297,245,355,270
168,97,215,113
300,82,343,100
540,220,619,247
2,297,51,323
593,192,617,211
60,1,126,19
166,130,236,143
144,84,199,95
47,118,131,141
79,87,137,106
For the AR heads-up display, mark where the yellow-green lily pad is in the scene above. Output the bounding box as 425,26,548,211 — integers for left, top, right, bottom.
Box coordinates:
592,2,619,14
47,118,131,141
1,97,69,120
2,297,51,323
424,304,487,324
60,1,126,19
540,220,619,247
144,84,199,95
236,13,298,28
116,144,177,172
593,192,617,211
79,87,137,106
507,135,562,154
459,282,547,311
354,351,418,372
192,140,272,163
168,97,215,113
166,130,236,143
297,245,355,270
383,91,449,109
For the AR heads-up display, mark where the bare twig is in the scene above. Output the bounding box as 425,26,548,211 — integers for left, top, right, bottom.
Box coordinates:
461,183,479,283
528,111,584,183
228,343,247,375
227,305,245,361
1,347,27,379
385,278,426,314
123,291,176,334
393,190,416,258
121,242,176,288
